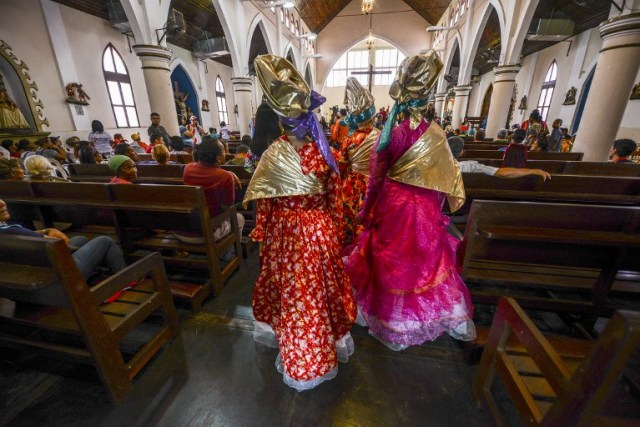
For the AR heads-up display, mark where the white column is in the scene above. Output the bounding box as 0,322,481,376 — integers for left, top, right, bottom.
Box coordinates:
485,65,521,138
573,13,640,161
197,61,213,129
132,45,179,136
434,93,447,119
451,85,473,129
40,0,90,131
231,77,253,135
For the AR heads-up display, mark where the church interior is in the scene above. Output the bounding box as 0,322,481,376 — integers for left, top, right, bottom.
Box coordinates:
1,0,640,425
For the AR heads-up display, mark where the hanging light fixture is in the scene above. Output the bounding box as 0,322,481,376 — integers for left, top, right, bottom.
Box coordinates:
361,0,374,15
365,32,375,49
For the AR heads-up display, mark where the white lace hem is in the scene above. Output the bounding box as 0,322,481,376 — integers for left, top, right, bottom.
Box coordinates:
254,321,354,391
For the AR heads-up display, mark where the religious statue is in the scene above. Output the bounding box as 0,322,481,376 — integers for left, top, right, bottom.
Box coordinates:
175,92,188,124
519,95,527,110
64,83,90,105
563,86,577,105
0,88,30,129
630,83,640,100
201,99,210,111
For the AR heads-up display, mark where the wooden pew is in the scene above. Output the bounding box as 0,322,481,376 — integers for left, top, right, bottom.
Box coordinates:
474,297,640,426
109,184,243,299
473,159,640,176
0,181,243,311
460,200,640,317
452,174,640,219
136,153,193,164
462,143,509,151
460,150,584,161
0,235,179,404
65,163,186,184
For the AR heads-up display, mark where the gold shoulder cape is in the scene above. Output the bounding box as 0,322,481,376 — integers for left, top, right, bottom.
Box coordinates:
350,127,380,177
243,138,324,208
387,123,465,212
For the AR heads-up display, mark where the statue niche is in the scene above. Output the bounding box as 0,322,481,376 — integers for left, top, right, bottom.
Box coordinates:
0,39,48,139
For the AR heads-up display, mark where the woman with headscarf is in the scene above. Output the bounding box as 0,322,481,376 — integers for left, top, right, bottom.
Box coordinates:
338,77,380,247
243,55,356,391
344,52,475,351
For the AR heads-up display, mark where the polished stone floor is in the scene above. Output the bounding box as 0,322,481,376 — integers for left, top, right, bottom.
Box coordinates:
0,249,495,427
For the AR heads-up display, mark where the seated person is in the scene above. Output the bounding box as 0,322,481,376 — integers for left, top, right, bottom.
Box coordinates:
225,144,249,166
0,198,126,281
1,139,19,158
24,155,68,181
179,126,194,148
114,142,138,163
499,128,527,152
474,129,486,142
129,133,148,153
108,155,137,184
145,133,165,154
182,136,245,242
560,128,573,153
609,138,637,163
530,134,550,152
78,146,103,164
496,128,509,143
448,136,550,180
152,144,173,165
17,139,36,159
35,136,67,164
169,136,189,155
0,158,25,180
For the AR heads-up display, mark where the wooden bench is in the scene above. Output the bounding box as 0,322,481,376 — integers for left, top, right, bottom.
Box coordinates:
0,235,179,404
472,159,640,176
459,200,640,318
474,297,640,426
136,153,193,164
0,181,243,311
460,150,584,161
109,184,243,299
65,163,186,184
463,143,509,151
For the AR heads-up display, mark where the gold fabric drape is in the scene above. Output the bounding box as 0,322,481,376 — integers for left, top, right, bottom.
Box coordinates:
243,138,324,207
349,127,380,177
387,123,465,212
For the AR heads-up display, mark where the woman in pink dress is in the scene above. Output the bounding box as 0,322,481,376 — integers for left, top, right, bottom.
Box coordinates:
344,52,475,350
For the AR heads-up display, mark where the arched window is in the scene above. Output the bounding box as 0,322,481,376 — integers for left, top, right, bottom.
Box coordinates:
374,47,406,85
215,77,229,124
102,44,139,128
537,60,558,122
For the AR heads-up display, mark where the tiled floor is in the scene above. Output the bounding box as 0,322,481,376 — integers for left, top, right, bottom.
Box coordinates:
0,250,493,427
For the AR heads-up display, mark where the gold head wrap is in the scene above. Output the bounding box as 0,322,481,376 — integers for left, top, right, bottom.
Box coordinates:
344,77,375,118
378,50,443,152
389,51,443,104
254,54,310,119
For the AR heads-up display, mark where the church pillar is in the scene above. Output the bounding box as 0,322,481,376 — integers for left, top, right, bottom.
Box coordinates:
231,77,253,135
451,85,473,129
434,93,447,119
485,65,521,139
573,13,640,161
132,45,179,136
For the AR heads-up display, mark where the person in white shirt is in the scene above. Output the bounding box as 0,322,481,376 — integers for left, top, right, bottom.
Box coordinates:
447,136,551,180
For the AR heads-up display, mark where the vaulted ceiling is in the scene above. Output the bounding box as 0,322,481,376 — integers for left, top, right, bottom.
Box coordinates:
52,0,611,75
51,0,231,66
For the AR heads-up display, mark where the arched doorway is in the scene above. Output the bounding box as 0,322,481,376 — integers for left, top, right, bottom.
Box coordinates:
480,84,493,118
170,65,199,126
305,65,313,87
286,48,296,69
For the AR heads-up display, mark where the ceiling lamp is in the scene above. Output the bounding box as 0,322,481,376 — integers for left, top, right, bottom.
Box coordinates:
362,0,373,15
365,32,375,49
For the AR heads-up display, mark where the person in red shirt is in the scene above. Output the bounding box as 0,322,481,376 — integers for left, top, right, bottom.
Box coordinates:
183,135,244,240
609,138,637,163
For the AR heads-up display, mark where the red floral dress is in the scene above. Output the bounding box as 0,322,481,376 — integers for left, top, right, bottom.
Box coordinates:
339,129,374,246
251,139,356,384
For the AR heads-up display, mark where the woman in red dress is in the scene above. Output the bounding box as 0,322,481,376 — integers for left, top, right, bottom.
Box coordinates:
338,77,380,247
244,55,356,391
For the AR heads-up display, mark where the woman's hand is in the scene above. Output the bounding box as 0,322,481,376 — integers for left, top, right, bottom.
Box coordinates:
40,228,70,244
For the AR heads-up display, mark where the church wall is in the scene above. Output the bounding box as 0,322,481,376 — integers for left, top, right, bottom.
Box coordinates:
466,22,640,142
0,0,75,135
58,4,150,139
316,0,430,91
